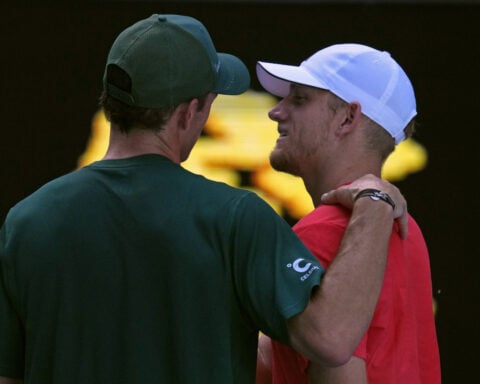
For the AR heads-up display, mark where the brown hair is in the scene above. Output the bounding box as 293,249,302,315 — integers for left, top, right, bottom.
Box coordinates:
99,64,208,133
364,118,416,162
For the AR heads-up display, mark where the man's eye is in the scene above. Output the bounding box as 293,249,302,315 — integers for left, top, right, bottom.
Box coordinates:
292,95,307,103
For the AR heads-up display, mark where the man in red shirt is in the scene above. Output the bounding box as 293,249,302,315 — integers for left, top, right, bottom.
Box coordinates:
255,43,441,383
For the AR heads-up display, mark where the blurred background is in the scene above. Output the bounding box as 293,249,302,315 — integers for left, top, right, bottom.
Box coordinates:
1,1,477,382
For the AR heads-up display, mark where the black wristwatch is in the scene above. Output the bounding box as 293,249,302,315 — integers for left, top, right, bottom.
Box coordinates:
354,188,396,210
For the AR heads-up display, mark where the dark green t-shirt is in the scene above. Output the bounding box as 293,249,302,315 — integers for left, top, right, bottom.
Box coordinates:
0,155,323,383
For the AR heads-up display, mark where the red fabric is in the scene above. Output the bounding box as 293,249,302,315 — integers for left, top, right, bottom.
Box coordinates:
271,204,441,383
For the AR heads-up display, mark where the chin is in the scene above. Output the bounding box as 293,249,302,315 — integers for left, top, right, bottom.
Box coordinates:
270,151,298,175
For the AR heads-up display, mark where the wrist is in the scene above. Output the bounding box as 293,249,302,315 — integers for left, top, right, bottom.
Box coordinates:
354,189,396,210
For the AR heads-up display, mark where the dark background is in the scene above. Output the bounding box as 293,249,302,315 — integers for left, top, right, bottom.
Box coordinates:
1,1,477,382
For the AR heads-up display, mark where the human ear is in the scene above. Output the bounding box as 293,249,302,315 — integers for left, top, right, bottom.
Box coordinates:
177,99,198,131
343,102,361,126
337,102,362,135
332,102,362,140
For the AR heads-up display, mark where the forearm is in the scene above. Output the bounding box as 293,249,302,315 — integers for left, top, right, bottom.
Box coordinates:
289,198,393,365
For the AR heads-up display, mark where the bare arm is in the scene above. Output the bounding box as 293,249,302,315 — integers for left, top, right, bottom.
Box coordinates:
287,175,406,366
0,377,22,384
256,333,272,384
308,356,367,384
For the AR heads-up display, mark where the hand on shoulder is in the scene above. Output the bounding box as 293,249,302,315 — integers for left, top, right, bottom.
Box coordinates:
320,174,408,238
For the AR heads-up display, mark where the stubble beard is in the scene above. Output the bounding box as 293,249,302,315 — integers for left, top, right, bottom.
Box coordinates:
269,147,301,176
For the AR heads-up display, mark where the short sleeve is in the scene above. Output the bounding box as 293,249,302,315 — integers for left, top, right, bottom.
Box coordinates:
293,208,348,269
228,193,324,344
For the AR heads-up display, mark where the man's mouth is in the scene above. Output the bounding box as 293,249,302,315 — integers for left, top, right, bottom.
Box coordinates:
277,127,288,137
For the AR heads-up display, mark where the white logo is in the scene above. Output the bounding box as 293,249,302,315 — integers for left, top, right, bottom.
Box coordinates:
287,258,320,281
288,258,312,273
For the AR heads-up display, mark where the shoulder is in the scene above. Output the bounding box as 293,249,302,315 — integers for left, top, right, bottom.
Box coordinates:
9,169,85,209
295,204,350,231
189,172,269,210
292,205,350,265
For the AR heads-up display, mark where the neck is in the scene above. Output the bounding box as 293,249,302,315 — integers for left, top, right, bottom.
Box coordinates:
303,156,383,207
103,125,181,163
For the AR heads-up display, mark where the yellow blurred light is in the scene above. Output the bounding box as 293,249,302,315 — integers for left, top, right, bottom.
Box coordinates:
382,139,428,182
78,90,428,219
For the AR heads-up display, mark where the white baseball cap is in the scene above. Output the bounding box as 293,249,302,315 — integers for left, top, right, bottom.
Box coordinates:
256,43,416,144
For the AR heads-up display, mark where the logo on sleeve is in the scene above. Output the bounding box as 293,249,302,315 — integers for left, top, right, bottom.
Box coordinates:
287,258,321,281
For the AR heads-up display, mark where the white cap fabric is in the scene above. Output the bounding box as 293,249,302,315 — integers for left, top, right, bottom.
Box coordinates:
256,43,416,144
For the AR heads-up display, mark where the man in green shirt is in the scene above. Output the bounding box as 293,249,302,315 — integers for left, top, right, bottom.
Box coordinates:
0,14,407,384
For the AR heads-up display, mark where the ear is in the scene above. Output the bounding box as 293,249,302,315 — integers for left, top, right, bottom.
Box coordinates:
337,102,362,136
176,99,199,131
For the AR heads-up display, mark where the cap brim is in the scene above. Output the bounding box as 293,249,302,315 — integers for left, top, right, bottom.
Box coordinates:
213,53,250,95
256,61,329,97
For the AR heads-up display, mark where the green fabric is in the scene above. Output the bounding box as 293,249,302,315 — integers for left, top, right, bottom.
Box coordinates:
0,154,323,383
104,14,250,108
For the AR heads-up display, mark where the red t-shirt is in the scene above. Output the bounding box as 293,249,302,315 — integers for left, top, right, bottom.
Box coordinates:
271,204,441,384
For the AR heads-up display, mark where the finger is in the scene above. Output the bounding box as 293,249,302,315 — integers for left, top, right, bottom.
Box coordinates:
320,188,355,209
395,204,409,239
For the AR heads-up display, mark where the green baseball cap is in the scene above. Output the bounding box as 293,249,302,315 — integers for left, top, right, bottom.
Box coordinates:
103,14,250,108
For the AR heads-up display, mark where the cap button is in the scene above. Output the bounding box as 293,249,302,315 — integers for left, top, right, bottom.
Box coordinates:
157,15,167,22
